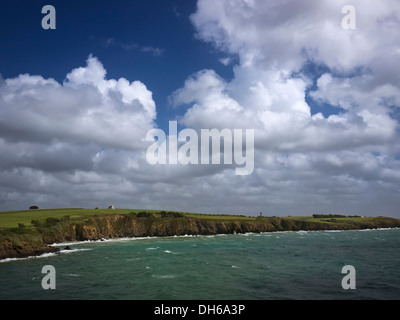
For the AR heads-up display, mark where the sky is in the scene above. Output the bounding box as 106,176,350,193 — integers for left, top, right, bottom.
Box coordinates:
0,0,399,218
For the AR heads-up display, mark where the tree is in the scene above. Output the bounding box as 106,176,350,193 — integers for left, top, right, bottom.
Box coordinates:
29,205,39,210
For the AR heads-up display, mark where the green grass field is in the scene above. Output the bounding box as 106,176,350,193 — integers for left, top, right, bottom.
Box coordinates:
0,207,386,229
182,212,254,221
278,215,380,226
0,208,142,228
0,208,253,229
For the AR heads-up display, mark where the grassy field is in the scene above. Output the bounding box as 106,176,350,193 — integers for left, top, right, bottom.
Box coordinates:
281,215,377,224
0,207,389,229
0,208,254,229
0,208,145,228
182,212,254,221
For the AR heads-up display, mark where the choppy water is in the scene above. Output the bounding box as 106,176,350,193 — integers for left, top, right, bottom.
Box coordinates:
0,228,399,300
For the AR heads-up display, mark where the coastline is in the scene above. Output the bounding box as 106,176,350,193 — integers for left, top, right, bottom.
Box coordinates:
2,211,400,260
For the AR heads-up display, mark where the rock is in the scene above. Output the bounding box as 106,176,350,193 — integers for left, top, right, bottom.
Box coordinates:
64,246,72,250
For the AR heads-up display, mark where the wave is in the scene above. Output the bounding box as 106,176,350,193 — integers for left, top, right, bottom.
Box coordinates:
0,248,91,263
50,233,241,248
151,274,176,279
50,236,161,247
297,230,309,234
50,233,208,248
164,250,179,254
358,227,398,232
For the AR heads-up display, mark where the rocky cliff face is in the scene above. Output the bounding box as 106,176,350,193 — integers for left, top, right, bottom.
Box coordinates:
0,232,58,260
41,214,400,243
51,215,275,242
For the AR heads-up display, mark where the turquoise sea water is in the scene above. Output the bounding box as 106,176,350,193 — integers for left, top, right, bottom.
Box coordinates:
0,228,399,300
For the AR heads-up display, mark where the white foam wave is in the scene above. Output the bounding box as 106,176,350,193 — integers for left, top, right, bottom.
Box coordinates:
59,248,91,254
297,230,309,234
50,234,201,247
151,274,176,279
0,248,91,263
358,227,397,232
164,250,178,254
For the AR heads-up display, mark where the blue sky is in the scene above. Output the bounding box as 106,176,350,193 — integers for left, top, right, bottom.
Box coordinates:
0,0,400,218
0,0,235,130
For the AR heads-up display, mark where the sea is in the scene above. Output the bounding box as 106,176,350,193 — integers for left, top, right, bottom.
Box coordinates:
0,228,399,300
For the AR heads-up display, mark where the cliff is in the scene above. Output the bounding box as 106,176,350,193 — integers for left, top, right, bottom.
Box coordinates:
1,213,400,260
0,228,59,260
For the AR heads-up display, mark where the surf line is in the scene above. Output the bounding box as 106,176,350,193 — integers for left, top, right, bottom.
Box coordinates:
146,121,255,175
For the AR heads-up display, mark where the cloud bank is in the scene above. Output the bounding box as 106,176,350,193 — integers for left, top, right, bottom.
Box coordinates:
1,0,400,217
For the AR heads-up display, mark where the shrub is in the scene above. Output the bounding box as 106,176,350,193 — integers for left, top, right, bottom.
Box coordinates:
31,219,42,227
137,211,154,218
45,217,61,225
313,214,347,219
160,211,184,218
